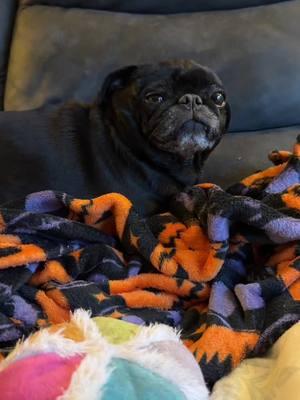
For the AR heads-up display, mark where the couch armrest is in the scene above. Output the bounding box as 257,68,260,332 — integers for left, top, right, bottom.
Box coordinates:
0,0,18,110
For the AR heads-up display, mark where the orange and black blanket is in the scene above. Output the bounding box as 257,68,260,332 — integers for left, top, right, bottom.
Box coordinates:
1,138,300,388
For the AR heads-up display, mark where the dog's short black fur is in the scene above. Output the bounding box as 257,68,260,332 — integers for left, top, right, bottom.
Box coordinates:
0,60,230,215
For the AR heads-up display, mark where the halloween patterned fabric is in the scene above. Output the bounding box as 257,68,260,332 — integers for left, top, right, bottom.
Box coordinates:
1,137,300,388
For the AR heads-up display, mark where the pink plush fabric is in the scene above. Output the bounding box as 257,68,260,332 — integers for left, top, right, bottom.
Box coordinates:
0,352,83,399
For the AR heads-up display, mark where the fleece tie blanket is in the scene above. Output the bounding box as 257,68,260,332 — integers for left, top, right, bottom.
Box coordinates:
0,137,300,388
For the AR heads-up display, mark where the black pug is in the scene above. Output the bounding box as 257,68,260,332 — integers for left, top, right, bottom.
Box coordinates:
0,60,230,215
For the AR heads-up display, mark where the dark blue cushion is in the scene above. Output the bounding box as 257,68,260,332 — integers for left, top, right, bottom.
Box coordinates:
20,0,289,13
6,1,300,131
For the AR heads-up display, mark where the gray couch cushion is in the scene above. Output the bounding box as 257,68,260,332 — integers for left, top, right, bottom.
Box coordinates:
0,0,17,109
19,0,289,13
203,126,300,187
5,1,300,132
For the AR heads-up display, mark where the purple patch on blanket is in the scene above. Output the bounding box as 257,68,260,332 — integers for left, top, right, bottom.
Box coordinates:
208,214,229,242
12,295,39,326
265,167,299,194
264,217,300,243
235,283,265,311
25,191,63,213
209,282,236,317
122,315,145,325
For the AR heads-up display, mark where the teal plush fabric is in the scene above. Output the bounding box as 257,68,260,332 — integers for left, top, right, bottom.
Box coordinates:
102,358,185,400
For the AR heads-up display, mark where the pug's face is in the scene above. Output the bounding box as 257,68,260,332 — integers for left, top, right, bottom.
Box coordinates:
100,60,230,160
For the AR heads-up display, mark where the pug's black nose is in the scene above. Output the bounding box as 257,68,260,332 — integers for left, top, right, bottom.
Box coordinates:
178,94,202,110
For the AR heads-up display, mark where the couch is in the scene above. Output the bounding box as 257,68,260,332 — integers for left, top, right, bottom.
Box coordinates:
1,3,300,398
1,0,300,190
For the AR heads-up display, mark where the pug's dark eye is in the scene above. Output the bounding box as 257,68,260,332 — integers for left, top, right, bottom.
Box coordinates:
211,92,226,107
145,93,165,103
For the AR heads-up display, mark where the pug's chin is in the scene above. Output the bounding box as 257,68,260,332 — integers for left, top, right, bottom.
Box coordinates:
149,120,216,159
151,133,214,159
176,120,214,153
179,131,211,150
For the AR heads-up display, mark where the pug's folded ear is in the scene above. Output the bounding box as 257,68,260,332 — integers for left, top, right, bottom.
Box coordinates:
98,65,138,106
